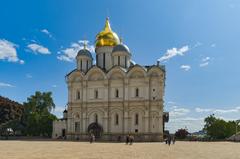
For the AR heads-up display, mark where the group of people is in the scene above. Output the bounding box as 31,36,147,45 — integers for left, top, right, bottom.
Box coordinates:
165,135,175,146
125,134,134,145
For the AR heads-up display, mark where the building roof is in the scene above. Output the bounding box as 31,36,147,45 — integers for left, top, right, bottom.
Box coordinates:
112,44,131,54
77,49,93,59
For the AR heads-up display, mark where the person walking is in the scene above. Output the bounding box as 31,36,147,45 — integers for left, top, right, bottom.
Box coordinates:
172,135,175,144
125,135,129,144
90,134,93,143
167,135,171,146
129,135,134,145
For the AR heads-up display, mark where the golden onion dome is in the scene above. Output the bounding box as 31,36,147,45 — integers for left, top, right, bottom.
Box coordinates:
95,18,120,48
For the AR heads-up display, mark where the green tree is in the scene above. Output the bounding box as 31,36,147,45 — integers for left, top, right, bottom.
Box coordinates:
22,91,57,137
175,128,189,139
204,114,238,139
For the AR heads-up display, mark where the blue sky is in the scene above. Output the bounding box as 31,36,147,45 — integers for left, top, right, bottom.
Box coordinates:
0,0,240,133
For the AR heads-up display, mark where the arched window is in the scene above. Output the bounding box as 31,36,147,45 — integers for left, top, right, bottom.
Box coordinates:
77,91,80,100
115,114,119,125
94,114,98,123
80,60,82,70
135,88,139,97
103,53,106,69
94,90,98,99
135,113,139,125
115,89,119,98
118,56,120,66
86,60,89,69
125,56,127,68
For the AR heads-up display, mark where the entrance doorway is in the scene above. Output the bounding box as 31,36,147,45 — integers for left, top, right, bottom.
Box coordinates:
62,129,66,137
87,122,103,138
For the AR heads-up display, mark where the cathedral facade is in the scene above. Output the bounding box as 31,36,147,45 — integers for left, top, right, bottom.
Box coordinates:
53,18,167,141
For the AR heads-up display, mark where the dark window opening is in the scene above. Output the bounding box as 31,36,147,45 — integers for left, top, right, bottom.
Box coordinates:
96,55,98,66
95,90,98,99
77,91,80,100
135,129,138,133
135,114,139,125
80,60,82,70
115,114,119,125
125,56,127,68
75,122,80,132
153,89,155,91
153,97,155,100
94,114,98,123
103,53,106,69
135,88,139,97
86,60,88,69
115,89,119,98
118,56,120,66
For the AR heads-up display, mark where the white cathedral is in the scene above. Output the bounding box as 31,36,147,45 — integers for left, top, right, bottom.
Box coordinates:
53,18,168,141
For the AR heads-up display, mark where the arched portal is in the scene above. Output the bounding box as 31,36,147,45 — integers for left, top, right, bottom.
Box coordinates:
87,122,103,138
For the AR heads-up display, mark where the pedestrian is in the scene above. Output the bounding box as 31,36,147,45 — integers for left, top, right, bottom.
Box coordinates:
126,135,129,144
90,134,93,143
172,135,175,144
117,136,121,142
92,134,95,142
167,135,171,146
129,135,134,145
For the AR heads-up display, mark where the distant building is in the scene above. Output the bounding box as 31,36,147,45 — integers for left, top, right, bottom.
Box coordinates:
53,18,167,141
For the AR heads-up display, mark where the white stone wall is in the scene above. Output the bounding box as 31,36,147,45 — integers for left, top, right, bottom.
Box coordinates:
52,120,67,139
64,65,165,136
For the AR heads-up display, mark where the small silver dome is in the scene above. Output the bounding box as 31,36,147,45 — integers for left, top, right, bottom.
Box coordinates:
77,49,93,59
112,44,130,54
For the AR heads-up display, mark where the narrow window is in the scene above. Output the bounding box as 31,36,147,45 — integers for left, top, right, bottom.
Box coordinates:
103,53,106,69
96,54,98,66
125,56,127,68
94,114,98,123
115,89,119,98
86,60,88,69
115,114,119,125
135,88,139,97
135,114,139,125
95,90,98,99
77,91,80,100
118,56,120,66
80,60,82,70
153,89,155,92
75,122,80,133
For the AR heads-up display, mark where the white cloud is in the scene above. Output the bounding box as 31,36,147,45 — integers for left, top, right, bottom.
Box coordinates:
193,42,202,48
27,43,51,54
52,85,57,88
199,62,209,67
200,57,211,67
57,40,94,62
202,57,210,62
180,65,191,71
0,39,24,64
211,43,216,47
166,117,204,133
41,29,53,38
0,82,14,87
167,101,176,105
26,74,32,78
195,106,240,114
158,45,189,62
169,106,190,117
195,107,213,113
